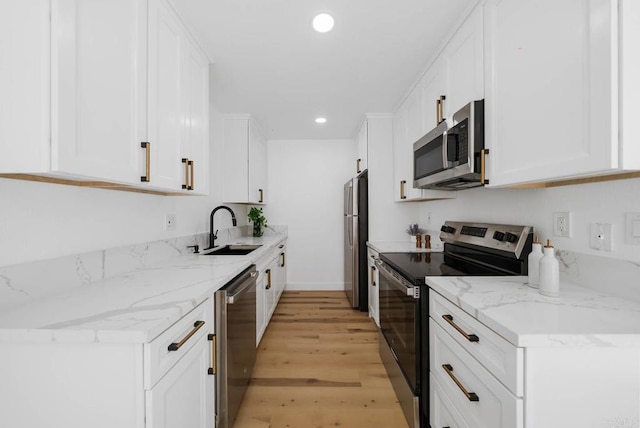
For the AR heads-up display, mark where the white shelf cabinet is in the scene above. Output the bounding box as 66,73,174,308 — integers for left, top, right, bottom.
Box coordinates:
0,0,209,194
256,239,287,345
223,115,268,204
484,0,640,186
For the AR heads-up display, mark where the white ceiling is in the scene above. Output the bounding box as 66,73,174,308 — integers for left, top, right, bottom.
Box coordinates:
173,0,476,140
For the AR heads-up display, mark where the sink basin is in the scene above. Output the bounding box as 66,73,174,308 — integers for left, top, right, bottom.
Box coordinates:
202,244,262,256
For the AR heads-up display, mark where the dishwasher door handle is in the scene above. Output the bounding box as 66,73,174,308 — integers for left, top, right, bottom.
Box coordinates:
226,269,257,304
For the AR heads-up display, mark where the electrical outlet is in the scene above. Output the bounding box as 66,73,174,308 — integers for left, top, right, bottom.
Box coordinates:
553,212,571,237
165,214,177,231
590,223,612,251
626,213,640,245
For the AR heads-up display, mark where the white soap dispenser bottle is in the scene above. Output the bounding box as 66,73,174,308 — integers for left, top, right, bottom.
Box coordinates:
539,239,560,297
527,235,543,288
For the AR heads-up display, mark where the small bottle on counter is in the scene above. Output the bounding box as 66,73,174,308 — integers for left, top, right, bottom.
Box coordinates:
527,235,543,288
539,239,560,297
424,234,431,250
416,234,422,248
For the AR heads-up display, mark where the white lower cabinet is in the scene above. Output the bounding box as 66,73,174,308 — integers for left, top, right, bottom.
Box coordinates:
0,299,214,428
256,239,288,345
430,373,470,428
367,248,379,326
145,334,213,428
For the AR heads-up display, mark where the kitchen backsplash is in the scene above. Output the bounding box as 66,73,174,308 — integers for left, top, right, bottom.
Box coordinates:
0,225,287,310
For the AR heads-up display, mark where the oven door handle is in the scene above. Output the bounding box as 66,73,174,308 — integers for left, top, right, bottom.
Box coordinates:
376,259,419,298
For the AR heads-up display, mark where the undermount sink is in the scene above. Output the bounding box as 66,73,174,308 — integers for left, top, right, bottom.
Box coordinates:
202,244,262,256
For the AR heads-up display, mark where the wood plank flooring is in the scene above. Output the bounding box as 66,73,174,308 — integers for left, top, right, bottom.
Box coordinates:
234,291,408,428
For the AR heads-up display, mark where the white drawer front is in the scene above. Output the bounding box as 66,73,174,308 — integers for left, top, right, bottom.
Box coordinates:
430,319,523,428
430,373,471,428
144,299,212,389
430,289,523,396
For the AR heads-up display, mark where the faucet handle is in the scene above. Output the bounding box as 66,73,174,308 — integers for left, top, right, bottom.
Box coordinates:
214,229,219,239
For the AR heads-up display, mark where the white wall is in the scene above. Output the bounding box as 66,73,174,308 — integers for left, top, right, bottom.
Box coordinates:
266,139,355,290
0,67,247,267
417,178,640,262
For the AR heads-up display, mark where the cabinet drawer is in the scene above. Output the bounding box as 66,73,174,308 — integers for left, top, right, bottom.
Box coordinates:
144,299,212,389
430,373,470,428
430,290,523,396
430,319,523,428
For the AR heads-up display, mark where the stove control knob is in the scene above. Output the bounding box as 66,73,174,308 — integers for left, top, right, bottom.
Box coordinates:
493,231,506,241
505,232,519,243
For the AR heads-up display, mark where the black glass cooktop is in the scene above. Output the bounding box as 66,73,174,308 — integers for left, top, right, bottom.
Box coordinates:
380,245,525,286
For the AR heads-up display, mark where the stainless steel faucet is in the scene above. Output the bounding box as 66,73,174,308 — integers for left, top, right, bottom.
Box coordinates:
208,205,237,249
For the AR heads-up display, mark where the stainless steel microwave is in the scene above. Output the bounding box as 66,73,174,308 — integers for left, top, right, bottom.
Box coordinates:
413,100,485,190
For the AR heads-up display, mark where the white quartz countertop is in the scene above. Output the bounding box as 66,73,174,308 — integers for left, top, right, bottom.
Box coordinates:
367,240,443,253
0,235,286,345
426,276,640,348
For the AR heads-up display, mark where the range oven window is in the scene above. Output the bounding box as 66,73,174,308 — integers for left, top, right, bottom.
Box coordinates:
414,133,445,181
378,261,419,393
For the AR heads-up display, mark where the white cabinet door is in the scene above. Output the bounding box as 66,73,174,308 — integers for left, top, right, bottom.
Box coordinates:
274,244,287,301
146,335,213,428
147,0,184,190
419,59,447,136
265,261,277,321
248,120,267,204
393,101,422,201
181,35,210,194
484,0,618,186
52,0,147,183
367,248,379,327
355,120,368,174
256,267,267,345
444,7,484,116
223,115,268,204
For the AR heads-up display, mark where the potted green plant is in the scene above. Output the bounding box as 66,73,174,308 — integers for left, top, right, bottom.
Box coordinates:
248,207,267,237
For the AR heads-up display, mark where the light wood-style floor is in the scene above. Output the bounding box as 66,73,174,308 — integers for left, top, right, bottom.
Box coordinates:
234,291,409,428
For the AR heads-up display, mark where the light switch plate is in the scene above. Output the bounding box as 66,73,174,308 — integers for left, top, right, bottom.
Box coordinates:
625,213,640,245
553,212,571,237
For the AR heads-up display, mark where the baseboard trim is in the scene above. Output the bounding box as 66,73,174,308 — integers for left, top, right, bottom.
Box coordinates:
285,282,344,291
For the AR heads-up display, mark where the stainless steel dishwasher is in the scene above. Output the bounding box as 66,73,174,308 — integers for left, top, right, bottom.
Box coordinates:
215,265,257,428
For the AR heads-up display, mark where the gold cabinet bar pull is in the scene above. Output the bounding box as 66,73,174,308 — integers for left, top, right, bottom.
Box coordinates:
280,252,285,267
181,158,189,189
436,99,441,125
442,364,479,402
188,160,194,190
258,188,264,203
439,95,446,124
207,334,216,375
400,180,407,200
371,265,376,286
167,320,205,351
140,142,151,182
266,269,271,289
442,314,479,342
357,158,362,173
480,148,490,185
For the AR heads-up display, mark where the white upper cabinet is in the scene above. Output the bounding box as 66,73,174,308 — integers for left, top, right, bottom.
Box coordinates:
223,115,267,204
484,0,640,186
0,0,210,194
54,0,148,183
419,58,447,136
393,93,425,201
355,121,368,174
148,0,183,190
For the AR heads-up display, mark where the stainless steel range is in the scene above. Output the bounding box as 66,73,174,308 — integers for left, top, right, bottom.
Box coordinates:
377,221,533,428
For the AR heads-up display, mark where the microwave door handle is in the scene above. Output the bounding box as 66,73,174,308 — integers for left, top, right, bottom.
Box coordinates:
441,130,449,168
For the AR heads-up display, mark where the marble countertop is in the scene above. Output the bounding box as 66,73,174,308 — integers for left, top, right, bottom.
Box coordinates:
367,240,443,253
427,276,640,348
0,235,286,345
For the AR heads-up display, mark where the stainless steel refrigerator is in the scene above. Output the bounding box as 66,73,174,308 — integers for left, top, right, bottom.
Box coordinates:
343,170,368,311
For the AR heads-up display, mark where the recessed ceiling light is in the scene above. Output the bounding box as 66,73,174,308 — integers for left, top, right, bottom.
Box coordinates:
315,117,327,124
312,13,334,33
